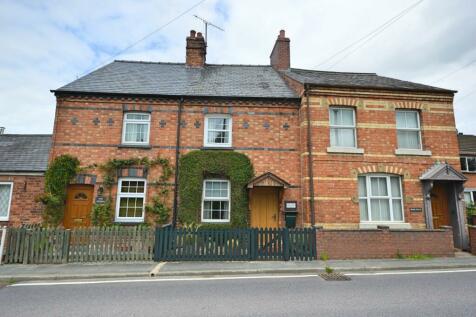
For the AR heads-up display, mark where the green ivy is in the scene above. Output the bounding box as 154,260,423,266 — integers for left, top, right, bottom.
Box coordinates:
178,150,254,228
38,155,80,226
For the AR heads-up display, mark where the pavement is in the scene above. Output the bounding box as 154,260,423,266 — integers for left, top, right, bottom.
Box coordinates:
1,253,476,282
1,270,476,316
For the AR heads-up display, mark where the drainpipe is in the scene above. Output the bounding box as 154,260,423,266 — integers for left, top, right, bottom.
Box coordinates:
305,85,316,227
172,97,184,228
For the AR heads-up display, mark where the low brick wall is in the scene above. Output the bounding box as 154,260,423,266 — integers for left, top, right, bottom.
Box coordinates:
316,227,454,259
469,226,476,255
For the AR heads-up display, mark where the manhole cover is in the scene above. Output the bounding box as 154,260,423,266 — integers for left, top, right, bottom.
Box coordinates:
318,272,351,281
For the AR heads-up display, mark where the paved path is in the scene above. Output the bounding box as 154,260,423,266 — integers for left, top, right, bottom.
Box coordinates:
1,270,475,316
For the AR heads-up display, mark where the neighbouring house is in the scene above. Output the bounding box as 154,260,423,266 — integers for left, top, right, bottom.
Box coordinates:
0,133,52,227
458,133,476,207
42,29,468,251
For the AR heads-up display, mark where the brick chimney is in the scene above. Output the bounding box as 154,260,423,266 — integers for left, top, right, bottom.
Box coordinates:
186,30,206,67
270,30,290,70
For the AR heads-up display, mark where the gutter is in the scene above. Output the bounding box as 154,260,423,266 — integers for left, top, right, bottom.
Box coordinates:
171,97,184,228
305,85,316,226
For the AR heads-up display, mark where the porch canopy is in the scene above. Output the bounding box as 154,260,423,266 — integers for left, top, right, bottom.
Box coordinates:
247,172,291,189
420,162,467,182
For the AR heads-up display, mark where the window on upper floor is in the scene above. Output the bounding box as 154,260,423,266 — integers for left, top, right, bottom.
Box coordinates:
460,156,476,172
0,182,13,221
329,107,356,148
115,178,146,223
201,179,230,223
122,113,151,145
204,115,232,148
358,174,404,223
396,110,421,150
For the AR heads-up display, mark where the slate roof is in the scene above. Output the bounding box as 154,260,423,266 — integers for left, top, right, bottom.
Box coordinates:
458,134,476,155
0,135,52,172
54,61,299,99
284,68,455,94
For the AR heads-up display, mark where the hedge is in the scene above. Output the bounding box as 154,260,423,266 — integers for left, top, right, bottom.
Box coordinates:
178,150,254,228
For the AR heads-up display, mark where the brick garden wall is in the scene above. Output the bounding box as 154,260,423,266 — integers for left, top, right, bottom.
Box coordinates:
469,226,476,255
316,227,455,259
0,175,44,227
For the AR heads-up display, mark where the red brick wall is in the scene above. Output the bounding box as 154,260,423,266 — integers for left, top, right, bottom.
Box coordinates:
51,94,302,226
295,87,458,229
0,175,44,227
469,226,476,255
316,227,455,259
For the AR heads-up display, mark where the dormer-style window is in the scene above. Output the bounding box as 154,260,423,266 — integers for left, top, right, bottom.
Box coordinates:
204,115,232,148
396,110,421,149
122,113,151,145
329,107,356,148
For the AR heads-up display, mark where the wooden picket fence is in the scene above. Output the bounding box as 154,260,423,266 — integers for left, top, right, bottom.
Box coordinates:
2,226,155,264
155,227,316,261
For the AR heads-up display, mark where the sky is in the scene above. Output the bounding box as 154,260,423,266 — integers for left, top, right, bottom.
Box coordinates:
1,0,475,135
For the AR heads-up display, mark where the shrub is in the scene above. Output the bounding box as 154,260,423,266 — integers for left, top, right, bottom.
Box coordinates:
91,200,113,226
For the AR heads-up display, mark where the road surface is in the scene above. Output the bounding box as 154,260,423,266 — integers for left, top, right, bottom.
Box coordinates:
1,269,475,316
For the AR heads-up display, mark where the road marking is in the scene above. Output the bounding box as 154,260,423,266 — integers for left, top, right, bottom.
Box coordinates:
347,269,476,276
10,274,319,287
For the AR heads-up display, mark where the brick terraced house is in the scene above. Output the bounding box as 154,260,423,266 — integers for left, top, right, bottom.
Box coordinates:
42,30,469,251
0,133,51,227
458,133,476,207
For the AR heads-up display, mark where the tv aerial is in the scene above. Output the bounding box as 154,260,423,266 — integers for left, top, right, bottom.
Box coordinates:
193,15,224,44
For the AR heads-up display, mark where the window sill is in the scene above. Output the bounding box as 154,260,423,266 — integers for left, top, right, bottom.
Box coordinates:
359,222,411,229
201,146,234,150
327,147,364,154
114,219,145,224
118,144,152,149
395,148,431,156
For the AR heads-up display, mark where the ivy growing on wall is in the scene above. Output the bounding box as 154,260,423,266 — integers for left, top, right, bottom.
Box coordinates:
178,150,254,228
38,155,80,226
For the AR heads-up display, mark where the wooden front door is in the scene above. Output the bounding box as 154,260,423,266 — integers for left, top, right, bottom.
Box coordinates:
64,185,94,229
431,183,451,229
250,187,279,228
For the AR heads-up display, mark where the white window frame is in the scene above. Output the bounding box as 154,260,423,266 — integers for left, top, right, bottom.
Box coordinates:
0,182,13,221
115,178,147,223
201,179,231,223
203,115,232,148
358,174,405,223
121,112,151,145
396,110,422,150
464,190,476,205
461,156,476,173
329,107,357,148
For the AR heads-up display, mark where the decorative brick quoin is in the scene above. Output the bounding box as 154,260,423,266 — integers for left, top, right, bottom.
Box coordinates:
2,29,473,257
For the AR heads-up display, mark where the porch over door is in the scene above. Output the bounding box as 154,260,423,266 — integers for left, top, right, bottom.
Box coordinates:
64,185,94,229
250,187,279,228
431,183,450,229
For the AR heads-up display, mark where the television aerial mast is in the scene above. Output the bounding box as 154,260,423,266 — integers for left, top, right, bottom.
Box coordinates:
193,15,224,44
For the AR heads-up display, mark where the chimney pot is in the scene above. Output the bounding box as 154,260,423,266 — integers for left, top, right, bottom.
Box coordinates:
197,32,203,38
270,29,290,70
190,30,196,38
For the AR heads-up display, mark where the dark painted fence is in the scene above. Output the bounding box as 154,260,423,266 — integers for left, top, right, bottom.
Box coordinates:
154,227,316,261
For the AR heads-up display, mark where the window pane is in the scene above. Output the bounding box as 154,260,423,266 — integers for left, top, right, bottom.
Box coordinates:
204,181,228,198
461,158,468,171
125,123,148,143
330,128,355,147
396,111,406,129
392,200,403,221
390,177,401,197
126,113,150,121
464,192,472,204
371,178,387,196
359,199,368,221
358,176,367,197
208,118,229,130
371,199,390,221
121,181,145,193
468,157,476,172
207,131,229,144
396,111,418,129
397,130,420,149
203,200,229,220
330,108,354,126
0,184,12,217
